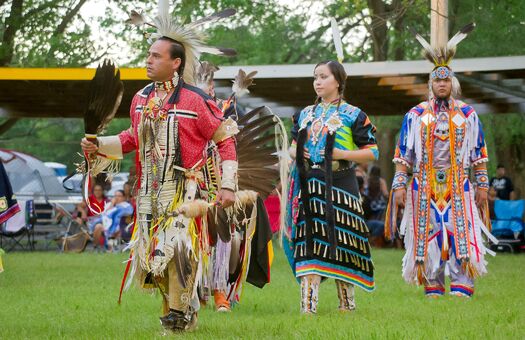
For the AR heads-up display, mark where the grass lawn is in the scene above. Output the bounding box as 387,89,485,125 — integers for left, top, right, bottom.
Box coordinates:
0,247,523,339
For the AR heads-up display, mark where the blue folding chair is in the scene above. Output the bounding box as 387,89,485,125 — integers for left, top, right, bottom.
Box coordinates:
491,199,525,253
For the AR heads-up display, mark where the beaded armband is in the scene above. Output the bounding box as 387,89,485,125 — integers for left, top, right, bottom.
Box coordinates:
475,169,489,192
392,171,409,191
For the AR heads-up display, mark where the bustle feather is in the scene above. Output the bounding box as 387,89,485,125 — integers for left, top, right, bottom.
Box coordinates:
195,61,219,90
231,69,258,98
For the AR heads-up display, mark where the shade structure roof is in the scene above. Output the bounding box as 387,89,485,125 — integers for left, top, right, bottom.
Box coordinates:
1,55,524,119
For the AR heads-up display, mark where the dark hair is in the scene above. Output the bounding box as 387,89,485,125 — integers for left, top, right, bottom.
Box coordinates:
367,166,381,199
497,164,505,169
370,165,381,177
158,36,186,77
357,176,364,190
314,60,347,96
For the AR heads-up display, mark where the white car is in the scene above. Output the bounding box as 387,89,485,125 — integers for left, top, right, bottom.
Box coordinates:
62,172,129,198
107,172,130,197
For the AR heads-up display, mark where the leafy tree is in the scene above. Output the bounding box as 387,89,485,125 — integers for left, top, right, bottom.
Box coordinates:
1,0,524,194
0,0,106,67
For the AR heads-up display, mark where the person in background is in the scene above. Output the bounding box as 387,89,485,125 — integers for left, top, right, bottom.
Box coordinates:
489,164,515,200
123,181,136,210
367,166,388,221
365,166,388,247
127,165,137,186
88,184,107,216
92,190,134,251
355,163,369,192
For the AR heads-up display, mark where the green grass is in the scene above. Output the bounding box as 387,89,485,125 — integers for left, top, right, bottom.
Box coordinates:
0,248,523,339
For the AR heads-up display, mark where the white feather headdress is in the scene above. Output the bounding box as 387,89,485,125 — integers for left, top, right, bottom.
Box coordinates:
126,0,236,84
330,18,344,63
411,23,475,74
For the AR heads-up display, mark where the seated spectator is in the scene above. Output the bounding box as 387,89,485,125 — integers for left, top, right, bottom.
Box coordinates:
86,184,109,233
88,183,107,216
123,181,136,210
72,201,88,227
490,164,515,200
92,190,134,251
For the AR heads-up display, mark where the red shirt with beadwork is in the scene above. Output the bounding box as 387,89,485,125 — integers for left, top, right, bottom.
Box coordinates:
118,82,236,170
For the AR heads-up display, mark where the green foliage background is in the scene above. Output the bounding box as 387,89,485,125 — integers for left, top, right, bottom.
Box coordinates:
1,0,524,176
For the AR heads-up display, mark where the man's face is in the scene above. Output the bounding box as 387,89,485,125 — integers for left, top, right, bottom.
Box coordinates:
432,78,452,99
496,167,505,177
146,40,182,82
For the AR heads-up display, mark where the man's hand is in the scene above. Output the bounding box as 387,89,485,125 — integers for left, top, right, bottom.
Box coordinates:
216,189,235,208
81,138,98,154
475,189,488,209
394,188,407,209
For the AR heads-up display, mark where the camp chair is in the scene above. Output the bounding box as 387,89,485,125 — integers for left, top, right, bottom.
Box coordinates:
490,199,525,253
55,203,90,253
0,200,36,252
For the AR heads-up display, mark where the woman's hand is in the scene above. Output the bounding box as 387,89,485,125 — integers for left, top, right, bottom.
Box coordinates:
303,148,326,160
332,148,349,160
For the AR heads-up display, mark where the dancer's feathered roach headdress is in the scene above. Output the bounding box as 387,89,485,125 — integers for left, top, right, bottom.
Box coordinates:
126,0,237,84
412,23,475,81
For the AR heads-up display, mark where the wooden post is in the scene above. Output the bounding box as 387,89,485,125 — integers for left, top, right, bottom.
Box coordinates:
430,0,448,48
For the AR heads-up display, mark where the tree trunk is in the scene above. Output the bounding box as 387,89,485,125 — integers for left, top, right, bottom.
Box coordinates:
0,0,23,66
377,127,396,188
392,0,406,60
367,0,389,61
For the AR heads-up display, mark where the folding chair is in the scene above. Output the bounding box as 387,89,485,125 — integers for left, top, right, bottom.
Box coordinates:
0,200,36,252
56,203,90,253
490,199,525,253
